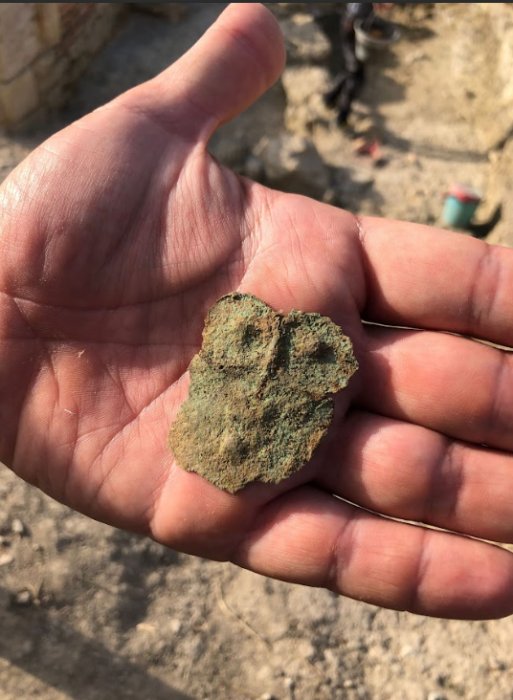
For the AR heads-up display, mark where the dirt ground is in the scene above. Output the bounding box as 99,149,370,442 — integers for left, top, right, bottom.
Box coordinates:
2,4,513,700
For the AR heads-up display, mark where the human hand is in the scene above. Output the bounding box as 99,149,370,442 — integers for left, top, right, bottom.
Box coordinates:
1,3,513,620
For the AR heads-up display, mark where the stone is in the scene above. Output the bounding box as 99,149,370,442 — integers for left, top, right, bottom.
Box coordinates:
12,589,33,607
0,69,39,125
169,293,357,493
35,4,61,47
32,51,69,95
0,4,41,82
0,552,13,567
11,518,26,536
66,26,96,62
342,679,357,689
284,677,296,690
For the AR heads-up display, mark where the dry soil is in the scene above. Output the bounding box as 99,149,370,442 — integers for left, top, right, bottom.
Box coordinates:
2,4,513,700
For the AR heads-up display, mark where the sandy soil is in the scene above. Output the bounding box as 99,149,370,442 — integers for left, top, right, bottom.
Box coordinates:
2,4,513,700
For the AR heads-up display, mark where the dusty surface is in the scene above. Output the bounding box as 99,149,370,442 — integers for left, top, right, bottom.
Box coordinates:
170,293,357,492
3,4,513,700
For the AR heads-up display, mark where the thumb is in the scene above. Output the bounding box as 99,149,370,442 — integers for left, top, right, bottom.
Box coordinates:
120,3,286,141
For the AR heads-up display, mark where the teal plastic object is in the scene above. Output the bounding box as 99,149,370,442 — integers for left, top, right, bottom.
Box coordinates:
442,184,481,229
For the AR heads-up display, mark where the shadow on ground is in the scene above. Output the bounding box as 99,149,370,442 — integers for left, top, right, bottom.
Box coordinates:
0,585,190,700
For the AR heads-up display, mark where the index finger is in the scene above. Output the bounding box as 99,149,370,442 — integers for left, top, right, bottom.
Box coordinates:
357,216,513,347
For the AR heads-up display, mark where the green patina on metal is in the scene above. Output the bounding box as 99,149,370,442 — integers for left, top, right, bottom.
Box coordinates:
169,293,358,493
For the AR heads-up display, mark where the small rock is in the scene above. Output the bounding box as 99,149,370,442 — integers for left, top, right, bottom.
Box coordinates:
350,169,375,188
343,679,357,689
427,693,447,700
400,643,416,658
13,589,33,607
322,188,338,205
259,694,275,700
284,676,295,690
488,659,507,672
169,618,182,634
0,553,14,567
11,518,27,536
135,622,156,634
405,49,428,65
405,152,421,167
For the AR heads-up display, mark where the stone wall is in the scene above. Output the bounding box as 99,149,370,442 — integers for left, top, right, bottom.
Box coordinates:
0,4,124,129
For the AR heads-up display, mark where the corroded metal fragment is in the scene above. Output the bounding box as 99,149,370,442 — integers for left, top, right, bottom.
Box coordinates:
169,293,358,493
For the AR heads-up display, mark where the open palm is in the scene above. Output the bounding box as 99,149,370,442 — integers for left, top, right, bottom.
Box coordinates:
2,4,513,620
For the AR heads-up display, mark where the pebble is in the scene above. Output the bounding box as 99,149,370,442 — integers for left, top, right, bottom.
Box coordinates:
405,49,428,65
11,518,27,536
0,552,14,567
405,152,421,167
169,618,182,634
351,169,375,188
13,589,33,606
322,187,338,204
400,644,414,658
135,622,156,634
488,659,507,672
259,694,275,700
427,693,447,700
284,677,295,690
